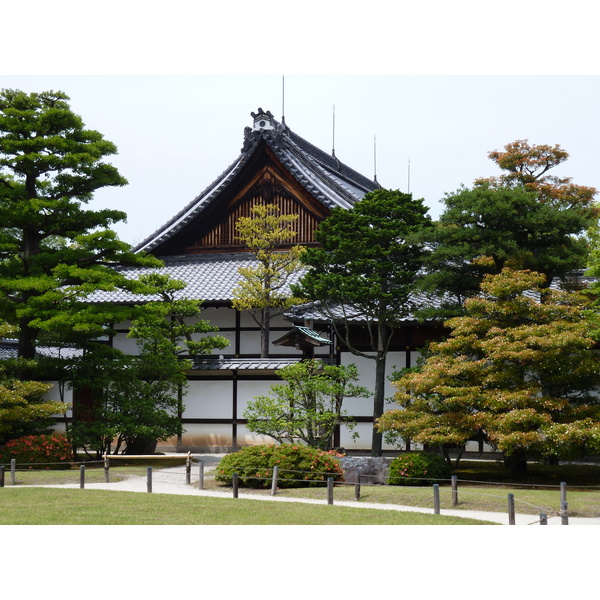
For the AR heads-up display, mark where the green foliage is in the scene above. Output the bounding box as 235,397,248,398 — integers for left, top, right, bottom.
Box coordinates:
387,452,451,486
68,276,228,457
1,433,72,467
0,323,66,444
379,268,600,471
244,360,369,449
419,184,593,317
232,204,305,357
420,140,598,318
297,189,431,325
214,444,345,488
130,273,229,358
295,189,432,455
67,347,183,457
0,88,161,359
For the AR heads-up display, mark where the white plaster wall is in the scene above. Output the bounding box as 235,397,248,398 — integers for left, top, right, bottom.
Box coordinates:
236,425,279,446
237,380,279,415
183,381,233,418
174,424,233,448
46,382,73,418
112,332,140,355
200,306,236,328
340,351,406,409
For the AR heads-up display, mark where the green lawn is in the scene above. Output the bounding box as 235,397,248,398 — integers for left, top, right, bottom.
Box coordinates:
3,458,599,523
0,487,495,525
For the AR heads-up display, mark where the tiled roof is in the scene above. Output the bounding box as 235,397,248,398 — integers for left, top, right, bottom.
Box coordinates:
0,341,83,360
192,357,307,371
283,274,596,325
284,298,439,325
134,110,379,254
87,253,306,304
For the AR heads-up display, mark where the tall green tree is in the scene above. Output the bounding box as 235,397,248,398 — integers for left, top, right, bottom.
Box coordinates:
232,204,304,357
419,140,598,318
294,189,432,456
378,269,600,474
69,275,229,456
0,89,161,359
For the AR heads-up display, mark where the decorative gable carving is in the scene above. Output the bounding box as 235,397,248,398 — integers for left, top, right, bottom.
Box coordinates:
183,169,324,254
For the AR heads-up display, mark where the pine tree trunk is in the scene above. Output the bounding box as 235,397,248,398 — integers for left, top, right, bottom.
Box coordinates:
260,307,271,358
371,354,386,457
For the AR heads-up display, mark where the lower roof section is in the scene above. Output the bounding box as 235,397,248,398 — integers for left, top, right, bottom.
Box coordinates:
191,357,322,371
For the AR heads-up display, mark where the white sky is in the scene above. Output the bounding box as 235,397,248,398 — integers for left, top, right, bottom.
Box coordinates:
3,73,598,248
3,1,600,248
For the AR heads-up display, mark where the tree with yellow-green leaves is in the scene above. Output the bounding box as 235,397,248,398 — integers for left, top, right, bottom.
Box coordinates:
0,322,67,444
232,204,305,357
377,268,600,474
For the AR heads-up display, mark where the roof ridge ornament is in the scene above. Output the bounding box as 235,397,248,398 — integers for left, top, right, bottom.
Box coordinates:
251,108,275,131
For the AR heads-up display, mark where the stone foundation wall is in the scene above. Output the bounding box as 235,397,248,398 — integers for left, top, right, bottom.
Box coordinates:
340,456,394,484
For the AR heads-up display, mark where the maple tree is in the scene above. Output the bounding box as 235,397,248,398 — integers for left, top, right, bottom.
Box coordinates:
477,139,598,211
418,140,598,318
378,268,600,473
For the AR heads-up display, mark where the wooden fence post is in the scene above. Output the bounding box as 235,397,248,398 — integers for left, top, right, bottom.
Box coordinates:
355,474,361,501
186,453,191,485
103,454,110,483
198,461,204,490
451,475,458,506
508,493,515,525
147,467,153,493
10,459,16,485
271,466,279,496
560,482,567,504
233,473,239,498
0,466,4,487
433,484,440,514
540,513,548,525
327,477,334,505
561,501,569,525
80,465,85,489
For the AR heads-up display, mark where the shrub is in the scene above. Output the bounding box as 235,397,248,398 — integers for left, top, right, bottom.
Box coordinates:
388,452,451,486
215,444,345,489
1,434,73,469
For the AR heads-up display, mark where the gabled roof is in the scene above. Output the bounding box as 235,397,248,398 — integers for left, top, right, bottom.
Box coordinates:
135,108,379,255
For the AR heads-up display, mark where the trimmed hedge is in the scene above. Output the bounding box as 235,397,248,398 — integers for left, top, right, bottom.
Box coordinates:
388,452,451,486
215,444,345,489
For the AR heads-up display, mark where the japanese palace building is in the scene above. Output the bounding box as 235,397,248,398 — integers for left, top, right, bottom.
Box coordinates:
61,108,446,452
